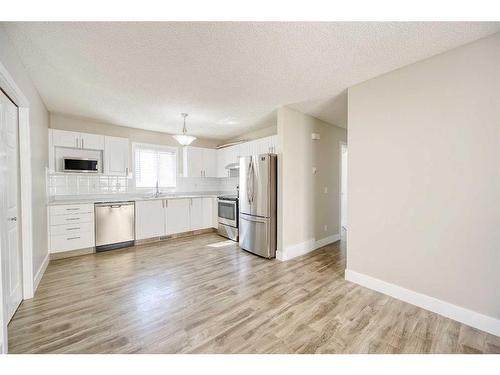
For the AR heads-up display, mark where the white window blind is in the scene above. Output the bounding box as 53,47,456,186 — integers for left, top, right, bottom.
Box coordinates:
134,143,177,188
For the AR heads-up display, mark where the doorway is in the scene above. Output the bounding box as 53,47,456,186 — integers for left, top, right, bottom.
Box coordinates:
340,142,348,231
0,89,23,324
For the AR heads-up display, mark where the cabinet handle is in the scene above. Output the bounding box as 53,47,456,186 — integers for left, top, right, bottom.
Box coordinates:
82,138,84,149
66,208,80,211
66,218,80,221
66,227,80,231
126,167,129,176
67,236,80,240
165,200,168,208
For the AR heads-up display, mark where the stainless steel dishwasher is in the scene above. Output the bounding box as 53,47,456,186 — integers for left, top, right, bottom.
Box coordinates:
95,201,135,251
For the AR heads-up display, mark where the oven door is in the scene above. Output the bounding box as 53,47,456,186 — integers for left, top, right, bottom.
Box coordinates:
218,199,237,227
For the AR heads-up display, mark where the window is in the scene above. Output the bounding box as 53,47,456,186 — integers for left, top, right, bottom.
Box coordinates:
133,143,177,188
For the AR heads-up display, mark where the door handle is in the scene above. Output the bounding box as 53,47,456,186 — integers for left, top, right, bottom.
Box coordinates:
7,217,17,222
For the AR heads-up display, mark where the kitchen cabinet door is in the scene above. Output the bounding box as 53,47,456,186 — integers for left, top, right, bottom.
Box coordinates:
216,148,228,178
165,199,190,235
201,197,213,229
202,148,217,177
52,129,81,148
135,200,166,240
80,132,104,150
104,136,130,176
183,146,203,177
189,197,204,231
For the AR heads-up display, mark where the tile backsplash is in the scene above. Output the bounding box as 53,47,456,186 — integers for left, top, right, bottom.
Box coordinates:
48,173,239,197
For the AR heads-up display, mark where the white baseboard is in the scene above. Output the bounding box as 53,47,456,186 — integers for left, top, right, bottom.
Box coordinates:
277,233,340,261
33,253,49,294
345,269,500,338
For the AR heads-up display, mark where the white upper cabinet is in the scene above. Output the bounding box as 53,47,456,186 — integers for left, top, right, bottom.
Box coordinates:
104,136,129,176
51,129,104,150
203,148,217,177
214,135,277,175
80,132,105,150
183,146,217,178
51,129,81,148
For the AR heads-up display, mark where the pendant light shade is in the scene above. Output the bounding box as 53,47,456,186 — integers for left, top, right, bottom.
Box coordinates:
173,113,196,146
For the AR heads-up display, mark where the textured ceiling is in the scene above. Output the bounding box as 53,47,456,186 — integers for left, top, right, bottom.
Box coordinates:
4,22,500,139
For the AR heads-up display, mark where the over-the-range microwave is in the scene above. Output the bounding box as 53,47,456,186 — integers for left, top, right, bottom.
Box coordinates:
62,157,99,173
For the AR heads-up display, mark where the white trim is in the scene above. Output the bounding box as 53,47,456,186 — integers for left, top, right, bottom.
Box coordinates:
345,269,500,338
18,108,34,299
0,63,35,300
33,253,49,292
277,234,340,261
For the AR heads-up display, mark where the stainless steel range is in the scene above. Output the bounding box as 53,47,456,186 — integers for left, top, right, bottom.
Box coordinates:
217,195,238,241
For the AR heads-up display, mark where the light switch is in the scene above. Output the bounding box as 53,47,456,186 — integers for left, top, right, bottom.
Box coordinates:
324,186,328,194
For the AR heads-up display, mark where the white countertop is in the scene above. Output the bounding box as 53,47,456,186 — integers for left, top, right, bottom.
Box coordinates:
47,191,233,206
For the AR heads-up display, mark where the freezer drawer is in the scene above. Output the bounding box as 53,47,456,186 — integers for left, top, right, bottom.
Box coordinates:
95,202,135,249
239,213,276,259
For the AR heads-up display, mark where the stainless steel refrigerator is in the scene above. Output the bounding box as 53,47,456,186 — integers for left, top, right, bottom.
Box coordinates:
239,154,277,258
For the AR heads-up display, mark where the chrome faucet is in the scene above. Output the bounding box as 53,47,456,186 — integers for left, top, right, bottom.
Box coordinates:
154,180,161,198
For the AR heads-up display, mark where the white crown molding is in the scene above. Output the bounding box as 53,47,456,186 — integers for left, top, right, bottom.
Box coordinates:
345,269,500,338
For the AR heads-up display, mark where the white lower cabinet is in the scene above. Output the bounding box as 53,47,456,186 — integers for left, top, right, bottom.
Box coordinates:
135,197,216,240
165,199,191,235
135,199,166,240
189,198,204,231
48,204,95,253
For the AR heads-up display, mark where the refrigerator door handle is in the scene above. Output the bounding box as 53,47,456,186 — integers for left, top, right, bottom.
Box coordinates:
247,159,254,205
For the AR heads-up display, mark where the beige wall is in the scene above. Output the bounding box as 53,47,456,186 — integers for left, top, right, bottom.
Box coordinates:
277,106,346,259
348,32,500,319
50,113,223,174
0,25,49,277
50,112,222,149
225,124,277,143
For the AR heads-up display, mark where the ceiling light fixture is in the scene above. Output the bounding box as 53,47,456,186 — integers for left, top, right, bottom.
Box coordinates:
172,113,196,146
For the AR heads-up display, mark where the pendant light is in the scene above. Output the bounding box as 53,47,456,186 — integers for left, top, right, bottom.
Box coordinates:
172,113,196,146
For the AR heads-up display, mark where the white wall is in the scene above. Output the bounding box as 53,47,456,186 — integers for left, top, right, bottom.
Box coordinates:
0,25,49,280
277,106,347,260
347,33,500,331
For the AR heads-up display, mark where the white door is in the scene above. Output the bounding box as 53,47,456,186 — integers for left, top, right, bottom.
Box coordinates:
135,200,166,240
0,91,23,323
80,132,104,150
104,136,129,176
202,149,217,177
341,143,348,230
51,129,80,148
165,199,190,235
183,146,203,177
189,198,204,231
201,198,213,229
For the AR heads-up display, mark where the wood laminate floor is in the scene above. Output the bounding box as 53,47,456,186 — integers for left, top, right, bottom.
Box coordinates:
8,233,500,353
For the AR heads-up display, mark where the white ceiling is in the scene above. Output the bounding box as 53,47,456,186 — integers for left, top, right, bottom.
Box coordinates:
4,22,500,139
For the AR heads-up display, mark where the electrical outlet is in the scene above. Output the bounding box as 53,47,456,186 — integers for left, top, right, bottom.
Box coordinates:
312,167,317,174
